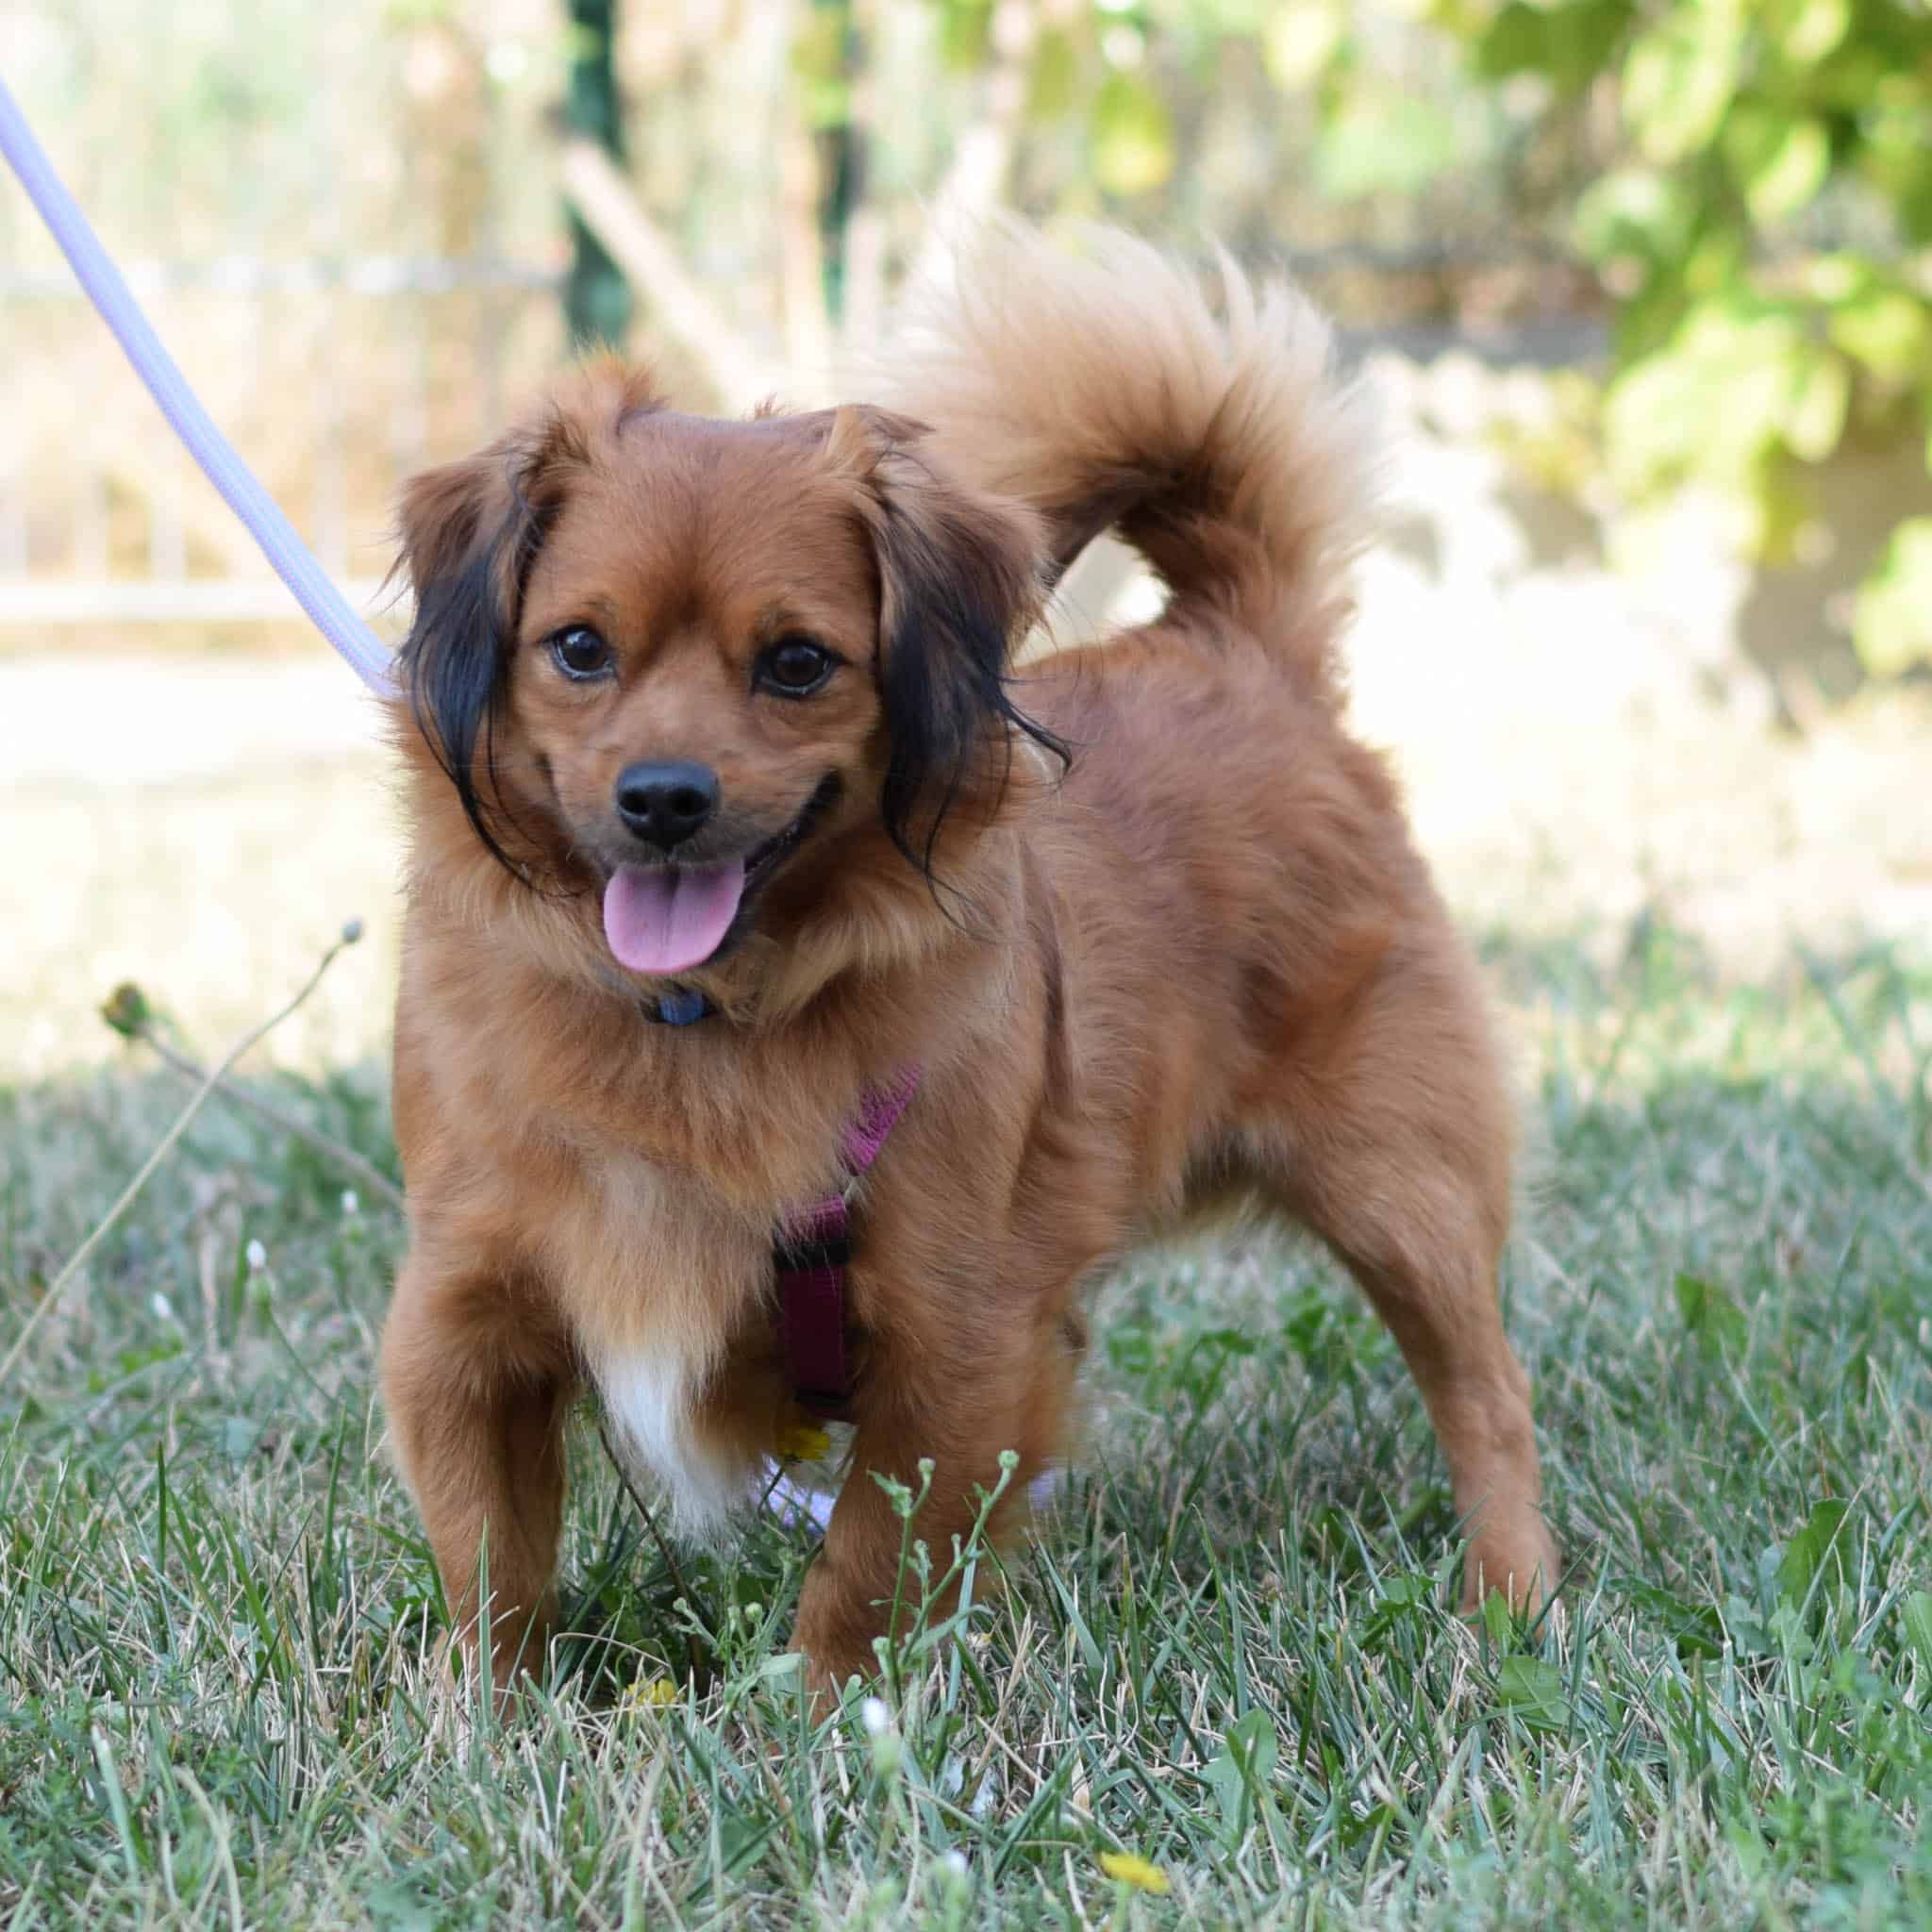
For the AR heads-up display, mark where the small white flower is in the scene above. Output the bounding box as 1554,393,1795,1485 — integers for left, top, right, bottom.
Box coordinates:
341,1190,359,1218
942,1851,969,1880
149,1292,175,1324
245,1239,267,1274
860,1696,891,1737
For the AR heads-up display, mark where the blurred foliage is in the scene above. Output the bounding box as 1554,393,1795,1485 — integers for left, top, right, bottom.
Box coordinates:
769,0,1558,276
8,0,1931,677
782,0,1932,675
1417,0,1932,675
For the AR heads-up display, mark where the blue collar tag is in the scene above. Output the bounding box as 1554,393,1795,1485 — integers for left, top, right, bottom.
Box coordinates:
652,986,711,1026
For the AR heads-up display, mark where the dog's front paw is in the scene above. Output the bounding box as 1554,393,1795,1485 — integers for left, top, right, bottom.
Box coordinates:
1459,1507,1559,1618
790,1639,879,1721
792,1567,889,1710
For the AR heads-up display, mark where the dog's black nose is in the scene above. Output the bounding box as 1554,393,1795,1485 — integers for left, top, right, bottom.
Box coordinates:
615,760,720,850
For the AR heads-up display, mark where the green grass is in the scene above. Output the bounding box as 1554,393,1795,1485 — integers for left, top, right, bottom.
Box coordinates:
2,926,1929,1928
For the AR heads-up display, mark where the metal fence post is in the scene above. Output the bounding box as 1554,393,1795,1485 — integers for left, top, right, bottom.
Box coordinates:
563,0,633,351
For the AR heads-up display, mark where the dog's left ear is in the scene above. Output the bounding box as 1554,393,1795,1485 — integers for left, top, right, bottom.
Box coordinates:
825,407,1068,880
394,361,661,874
391,425,555,874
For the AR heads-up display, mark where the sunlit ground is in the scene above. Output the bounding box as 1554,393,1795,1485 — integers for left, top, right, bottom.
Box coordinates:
4,625,1927,1084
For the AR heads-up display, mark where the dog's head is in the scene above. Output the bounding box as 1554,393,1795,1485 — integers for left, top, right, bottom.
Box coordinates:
393,361,1063,986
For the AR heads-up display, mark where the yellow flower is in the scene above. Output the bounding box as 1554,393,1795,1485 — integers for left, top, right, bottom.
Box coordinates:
775,1419,832,1462
621,1675,678,1713
1099,1851,1169,1894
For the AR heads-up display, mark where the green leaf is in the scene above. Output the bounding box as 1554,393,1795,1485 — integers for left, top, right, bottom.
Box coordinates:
1783,349,1849,462
1480,0,1632,92
1630,1582,1726,1661
1204,1710,1279,1839
1902,1591,1932,1672
1829,288,1930,382
1546,0,1639,93
1753,467,1820,568
1026,28,1080,121
1264,2,1346,89
1853,517,1932,676
938,0,991,72
1605,300,1810,501
1742,117,1830,223
1674,1273,1749,1358
1767,0,1850,63
1314,92,1463,199
1858,88,1932,237
1479,1587,1517,1651
1360,1571,1437,1645
1777,1498,1851,1612
1800,253,1871,305
1091,72,1176,196
789,8,852,129
716,1810,774,1875
1172,0,1275,31
1573,167,1696,265
1623,3,1743,164
1494,1655,1568,1731
1474,1,1547,78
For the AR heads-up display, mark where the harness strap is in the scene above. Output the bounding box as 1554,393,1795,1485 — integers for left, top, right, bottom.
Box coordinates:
774,1066,921,1416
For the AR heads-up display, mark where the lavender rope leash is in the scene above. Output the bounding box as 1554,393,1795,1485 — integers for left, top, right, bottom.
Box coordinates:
0,75,396,696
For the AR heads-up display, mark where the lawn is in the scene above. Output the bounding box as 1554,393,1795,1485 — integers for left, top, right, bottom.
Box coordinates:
2,918,1929,1928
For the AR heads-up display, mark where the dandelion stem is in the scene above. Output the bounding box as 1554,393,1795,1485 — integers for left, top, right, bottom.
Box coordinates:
1,925,362,1386
126,1021,404,1211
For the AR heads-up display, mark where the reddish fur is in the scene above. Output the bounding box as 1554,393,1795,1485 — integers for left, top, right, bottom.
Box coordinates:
379,228,1557,1698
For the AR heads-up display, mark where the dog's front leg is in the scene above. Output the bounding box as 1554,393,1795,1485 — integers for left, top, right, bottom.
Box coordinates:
380,1251,575,1692
791,1314,1076,1699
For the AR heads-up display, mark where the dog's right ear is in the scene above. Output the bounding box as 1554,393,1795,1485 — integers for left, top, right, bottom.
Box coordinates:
392,431,550,874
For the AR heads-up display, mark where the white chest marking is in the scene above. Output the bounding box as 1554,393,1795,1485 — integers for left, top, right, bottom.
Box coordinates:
598,1351,753,1543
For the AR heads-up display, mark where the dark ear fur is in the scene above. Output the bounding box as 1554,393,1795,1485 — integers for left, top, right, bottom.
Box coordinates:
392,439,542,874
393,359,661,875
836,410,1069,884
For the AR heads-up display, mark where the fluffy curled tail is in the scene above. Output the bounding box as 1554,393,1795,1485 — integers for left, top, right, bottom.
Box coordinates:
876,221,1380,684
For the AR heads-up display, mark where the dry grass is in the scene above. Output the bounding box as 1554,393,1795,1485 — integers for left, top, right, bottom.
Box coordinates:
1,924,1928,1926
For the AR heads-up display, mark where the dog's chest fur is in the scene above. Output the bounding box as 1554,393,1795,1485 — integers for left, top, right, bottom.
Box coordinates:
598,1348,757,1541
558,1150,772,1541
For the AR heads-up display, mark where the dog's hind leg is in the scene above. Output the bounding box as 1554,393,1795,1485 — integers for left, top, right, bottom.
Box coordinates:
1247,932,1557,1613
380,1254,575,1690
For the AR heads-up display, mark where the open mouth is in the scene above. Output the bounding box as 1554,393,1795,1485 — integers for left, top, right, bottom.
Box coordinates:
600,775,838,976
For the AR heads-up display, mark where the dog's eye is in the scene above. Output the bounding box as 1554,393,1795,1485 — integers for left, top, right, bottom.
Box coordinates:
550,626,613,681
758,637,837,697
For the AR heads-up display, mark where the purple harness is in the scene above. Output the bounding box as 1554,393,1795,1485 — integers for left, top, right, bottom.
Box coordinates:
773,1066,922,1417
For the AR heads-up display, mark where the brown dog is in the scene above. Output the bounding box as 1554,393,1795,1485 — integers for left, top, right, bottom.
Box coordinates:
378,223,1557,1697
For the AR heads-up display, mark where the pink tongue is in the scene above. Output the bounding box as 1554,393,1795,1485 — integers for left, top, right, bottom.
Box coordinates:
602,859,747,974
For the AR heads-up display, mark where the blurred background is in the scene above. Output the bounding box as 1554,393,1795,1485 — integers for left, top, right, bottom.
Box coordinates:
2,0,1929,1079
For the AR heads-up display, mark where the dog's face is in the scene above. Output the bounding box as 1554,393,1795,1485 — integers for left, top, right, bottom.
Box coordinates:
394,363,1058,980
508,409,890,975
